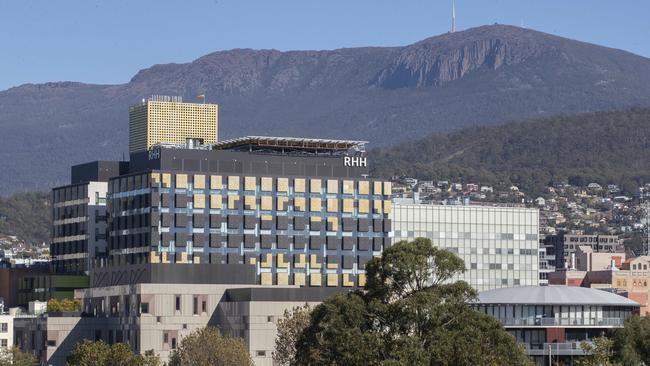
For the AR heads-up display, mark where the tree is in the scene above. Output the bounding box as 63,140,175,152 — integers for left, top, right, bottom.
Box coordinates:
611,315,650,364
294,238,532,366
66,340,160,366
576,337,621,366
168,327,252,366
47,298,81,312
273,304,312,365
0,347,37,366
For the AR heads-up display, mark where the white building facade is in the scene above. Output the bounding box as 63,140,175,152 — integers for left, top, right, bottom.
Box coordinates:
391,204,539,291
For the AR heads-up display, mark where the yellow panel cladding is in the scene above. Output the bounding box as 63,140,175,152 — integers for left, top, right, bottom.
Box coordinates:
277,254,289,268
128,100,218,154
295,254,306,268
210,195,222,209
261,196,273,210
261,253,273,268
261,272,273,286
193,256,201,264
149,251,160,264
179,252,188,263
277,273,289,286
327,274,339,286
193,194,206,209
277,197,288,211
176,174,188,189
161,252,169,263
294,273,306,287
210,175,222,190
373,200,382,214
327,179,339,194
261,177,273,192
359,181,369,195
261,214,273,222
244,176,256,191
310,255,321,269
384,200,392,214
249,257,257,265
310,198,322,212
228,176,240,190
359,199,369,214
343,180,354,194
327,260,338,269
383,181,392,196
327,217,338,231
294,197,306,211
162,174,171,188
277,178,289,192
343,274,354,287
359,273,367,287
150,173,161,187
244,196,256,210
310,179,322,193
310,274,322,287
228,195,240,209
374,181,382,195
294,178,305,193
194,175,205,189
343,199,354,213
327,199,338,212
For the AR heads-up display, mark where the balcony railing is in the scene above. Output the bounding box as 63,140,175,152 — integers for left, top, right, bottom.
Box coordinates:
499,317,624,327
525,342,592,356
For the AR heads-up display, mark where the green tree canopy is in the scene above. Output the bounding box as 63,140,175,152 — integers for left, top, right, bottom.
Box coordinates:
0,347,37,366
611,315,650,365
168,327,253,366
293,238,531,365
273,304,313,366
66,340,160,366
47,298,81,312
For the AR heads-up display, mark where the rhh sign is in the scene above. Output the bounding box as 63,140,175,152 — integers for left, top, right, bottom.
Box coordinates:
344,156,367,167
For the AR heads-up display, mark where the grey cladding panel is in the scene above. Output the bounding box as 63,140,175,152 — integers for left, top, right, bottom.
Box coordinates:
326,237,340,250
175,233,188,247
261,235,273,249
175,194,187,208
277,236,290,249
342,256,354,269
244,235,256,248
358,237,370,251
209,215,222,228
193,214,205,228
244,216,257,229
228,235,243,248
209,234,222,248
277,216,288,230
310,236,323,250
175,214,188,228
342,237,354,251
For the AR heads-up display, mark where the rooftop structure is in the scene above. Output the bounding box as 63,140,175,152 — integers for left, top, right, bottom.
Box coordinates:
211,136,367,156
478,285,639,306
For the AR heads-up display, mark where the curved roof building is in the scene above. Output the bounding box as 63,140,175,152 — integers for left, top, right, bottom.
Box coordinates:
478,285,640,307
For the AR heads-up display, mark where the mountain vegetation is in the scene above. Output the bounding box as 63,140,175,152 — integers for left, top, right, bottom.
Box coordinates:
371,108,650,195
2,25,650,194
0,192,50,246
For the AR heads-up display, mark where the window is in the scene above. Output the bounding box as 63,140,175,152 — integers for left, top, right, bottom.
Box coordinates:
0,323,6,333
175,295,181,311
140,303,149,314
171,338,177,350
163,333,168,344
193,296,198,315
1,339,6,348
201,301,207,313
256,350,267,357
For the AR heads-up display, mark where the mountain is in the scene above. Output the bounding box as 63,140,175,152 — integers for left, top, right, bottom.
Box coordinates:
370,108,650,195
0,192,50,246
2,25,650,194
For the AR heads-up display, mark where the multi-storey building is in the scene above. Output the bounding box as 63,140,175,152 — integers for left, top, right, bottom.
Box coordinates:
0,312,13,350
391,203,539,291
544,233,624,270
128,96,218,153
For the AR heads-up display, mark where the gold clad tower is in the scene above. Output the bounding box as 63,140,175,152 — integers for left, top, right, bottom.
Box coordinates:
128,95,218,153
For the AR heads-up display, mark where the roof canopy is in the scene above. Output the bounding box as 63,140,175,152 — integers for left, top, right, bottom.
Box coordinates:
212,136,367,153
478,286,640,307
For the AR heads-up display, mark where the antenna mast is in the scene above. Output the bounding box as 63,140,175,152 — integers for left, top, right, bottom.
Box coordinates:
452,0,456,33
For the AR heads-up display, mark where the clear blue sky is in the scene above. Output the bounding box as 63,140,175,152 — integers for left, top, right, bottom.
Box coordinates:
1,0,648,91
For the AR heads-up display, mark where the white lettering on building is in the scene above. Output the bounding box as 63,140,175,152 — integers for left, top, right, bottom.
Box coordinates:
344,156,367,167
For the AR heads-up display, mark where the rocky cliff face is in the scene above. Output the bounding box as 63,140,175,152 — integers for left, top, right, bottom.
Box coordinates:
1,24,650,194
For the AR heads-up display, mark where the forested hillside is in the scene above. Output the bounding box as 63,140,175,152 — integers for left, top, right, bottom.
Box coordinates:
371,108,650,195
0,192,50,246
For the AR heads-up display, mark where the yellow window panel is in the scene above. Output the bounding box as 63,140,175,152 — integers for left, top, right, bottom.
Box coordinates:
261,196,273,210
359,199,369,214
277,178,289,192
327,274,339,287
358,181,369,195
294,273,306,287
277,196,288,211
327,199,338,212
294,197,306,212
343,273,354,287
244,196,257,210
384,200,392,214
294,178,306,193
161,252,169,263
310,198,322,212
228,195,240,209
310,254,321,269
310,216,322,225
249,257,257,265
261,253,273,268
383,181,392,196
162,173,171,188
327,217,338,231
261,177,273,192
373,200,382,213
277,254,289,268
228,176,240,190
261,272,273,286
176,174,188,189
210,175,222,190
343,199,354,213
193,194,206,209
327,179,339,194
327,261,338,269
295,254,306,269
193,256,201,264
244,176,256,191
310,179,322,193
210,194,222,209
194,174,206,189
373,181,382,195
149,251,160,264
150,173,161,187
277,272,289,286
261,214,273,222
359,273,367,287
179,252,188,263
310,274,322,287
342,180,354,194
